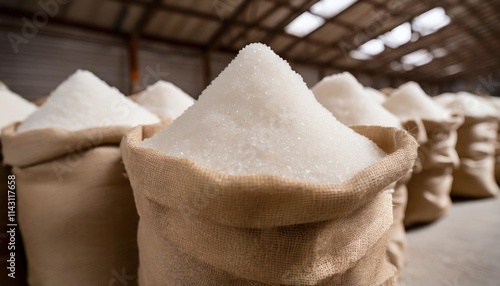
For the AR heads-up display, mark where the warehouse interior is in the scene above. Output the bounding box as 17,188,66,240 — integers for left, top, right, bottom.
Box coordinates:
1,0,499,99
1,0,500,285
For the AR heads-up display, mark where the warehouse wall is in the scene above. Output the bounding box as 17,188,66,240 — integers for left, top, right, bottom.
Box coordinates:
0,22,462,101
0,25,129,101
138,41,204,98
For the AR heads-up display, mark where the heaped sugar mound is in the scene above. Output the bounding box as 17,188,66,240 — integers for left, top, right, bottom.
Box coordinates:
143,43,386,184
0,81,7,91
435,92,498,118
383,82,450,121
312,72,401,128
365,87,387,104
17,70,160,133
135,81,194,120
0,88,37,129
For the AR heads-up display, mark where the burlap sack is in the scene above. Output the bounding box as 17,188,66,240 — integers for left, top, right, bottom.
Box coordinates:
404,114,463,226
496,133,500,183
386,118,426,272
1,124,139,286
451,116,499,197
0,148,28,286
121,124,418,286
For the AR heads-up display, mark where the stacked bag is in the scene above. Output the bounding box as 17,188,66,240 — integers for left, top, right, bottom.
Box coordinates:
132,80,195,121
311,72,424,273
1,70,160,285
383,83,463,226
488,96,500,182
435,92,499,197
122,44,418,285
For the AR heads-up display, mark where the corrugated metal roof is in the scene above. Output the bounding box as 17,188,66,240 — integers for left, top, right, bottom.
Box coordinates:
0,0,499,83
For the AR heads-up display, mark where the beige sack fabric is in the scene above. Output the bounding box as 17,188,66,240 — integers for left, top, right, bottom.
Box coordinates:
385,119,426,271
404,114,463,226
1,124,139,286
489,97,500,182
452,117,499,197
122,124,418,286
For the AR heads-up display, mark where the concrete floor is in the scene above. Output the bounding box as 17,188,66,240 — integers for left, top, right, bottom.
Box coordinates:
399,197,500,286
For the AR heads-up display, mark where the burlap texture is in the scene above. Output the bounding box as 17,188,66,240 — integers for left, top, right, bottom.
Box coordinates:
1,124,139,286
385,118,426,273
404,114,463,226
121,124,418,286
451,117,499,197
496,133,500,182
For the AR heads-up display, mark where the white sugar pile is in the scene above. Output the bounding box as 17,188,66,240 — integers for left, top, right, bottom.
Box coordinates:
364,87,387,104
135,81,194,120
312,72,401,128
383,82,450,121
18,70,160,133
435,92,498,118
0,89,37,129
143,43,386,184
0,81,7,91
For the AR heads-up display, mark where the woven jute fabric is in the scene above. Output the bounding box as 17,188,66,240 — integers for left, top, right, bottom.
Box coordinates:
0,146,28,286
451,116,499,198
496,132,500,182
122,124,418,286
404,114,463,226
1,123,139,286
386,118,426,274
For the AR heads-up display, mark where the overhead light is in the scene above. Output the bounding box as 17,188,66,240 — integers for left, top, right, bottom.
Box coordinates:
349,39,385,60
285,12,325,37
401,49,434,67
379,22,412,49
359,39,385,55
390,61,404,72
432,48,448,58
349,38,385,60
403,63,414,71
349,50,372,60
412,7,451,36
310,0,358,18
443,64,464,75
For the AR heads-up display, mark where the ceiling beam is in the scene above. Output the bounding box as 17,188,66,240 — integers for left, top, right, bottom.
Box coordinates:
132,0,163,34
325,0,439,63
425,62,499,83
228,1,285,46
261,0,320,44
447,12,500,65
366,25,461,70
207,0,251,49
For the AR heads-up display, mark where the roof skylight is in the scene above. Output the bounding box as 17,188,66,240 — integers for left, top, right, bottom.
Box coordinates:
310,0,358,18
412,7,451,36
443,64,464,75
285,12,325,37
379,22,412,49
349,38,385,60
401,49,434,67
